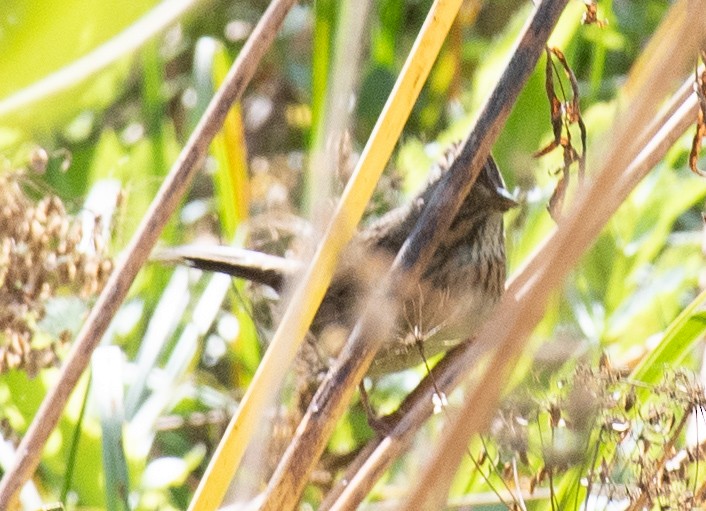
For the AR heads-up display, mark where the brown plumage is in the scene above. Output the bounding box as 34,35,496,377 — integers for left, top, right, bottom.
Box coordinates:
156,151,516,375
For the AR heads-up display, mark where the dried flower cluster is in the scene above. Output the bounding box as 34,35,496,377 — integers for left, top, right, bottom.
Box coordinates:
0,170,113,376
484,360,706,509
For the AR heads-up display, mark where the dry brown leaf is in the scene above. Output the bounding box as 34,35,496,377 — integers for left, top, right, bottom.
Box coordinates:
535,47,587,220
689,51,706,176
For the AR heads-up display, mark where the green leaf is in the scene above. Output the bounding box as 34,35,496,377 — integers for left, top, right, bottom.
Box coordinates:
631,287,706,390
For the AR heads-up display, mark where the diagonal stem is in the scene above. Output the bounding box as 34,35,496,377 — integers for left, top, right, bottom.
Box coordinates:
188,0,465,509
401,2,706,509
0,0,298,506
261,1,569,509
324,72,702,511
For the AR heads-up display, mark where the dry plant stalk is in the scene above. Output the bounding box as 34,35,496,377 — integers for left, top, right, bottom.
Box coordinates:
319,341,477,511
324,69,703,511
261,1,569,509
189,1,466,510
401,1,706,509
0,0,297,506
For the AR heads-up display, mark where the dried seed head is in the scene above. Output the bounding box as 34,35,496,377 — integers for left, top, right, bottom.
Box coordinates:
0,167,114,376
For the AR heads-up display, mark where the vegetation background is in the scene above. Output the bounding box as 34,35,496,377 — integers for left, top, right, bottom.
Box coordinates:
1,0,706,509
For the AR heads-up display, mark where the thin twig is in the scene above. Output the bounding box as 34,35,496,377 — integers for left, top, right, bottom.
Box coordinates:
261,2,569,510
624,408,692,511
0,0,297,506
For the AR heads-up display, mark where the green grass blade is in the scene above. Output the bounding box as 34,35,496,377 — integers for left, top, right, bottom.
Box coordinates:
631,287,706,388
92,346,130,511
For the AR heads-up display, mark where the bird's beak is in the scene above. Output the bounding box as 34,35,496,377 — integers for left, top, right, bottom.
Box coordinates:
494,186,519,211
